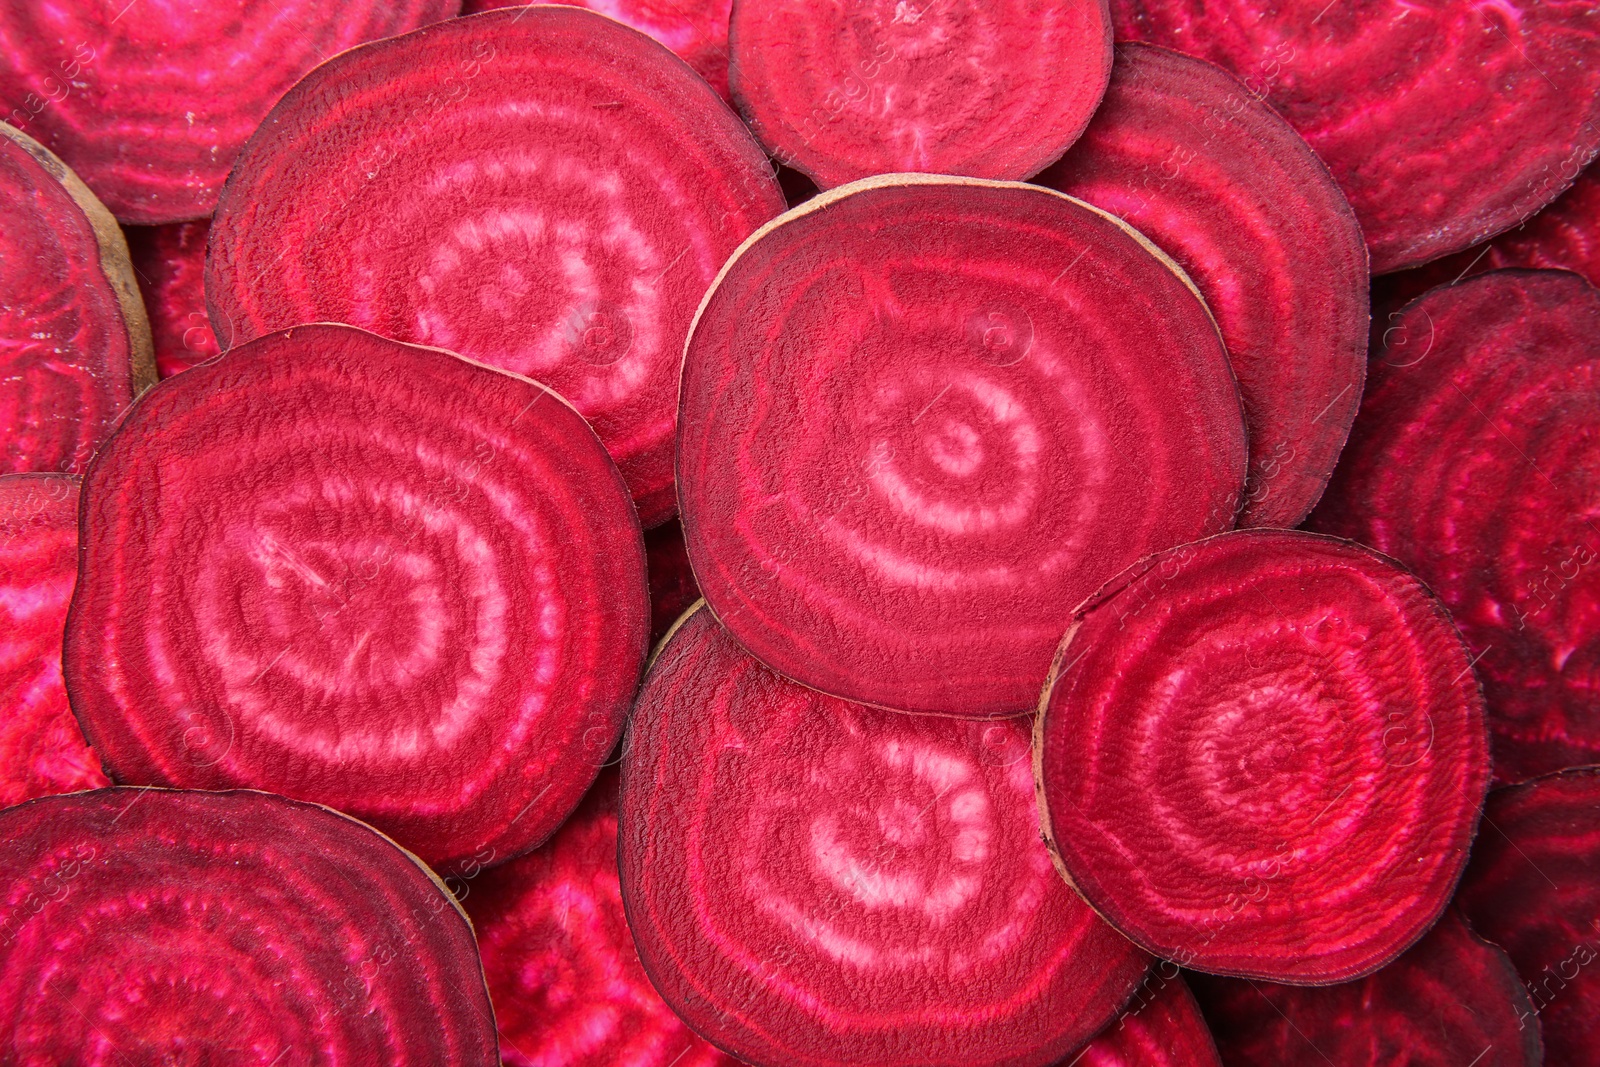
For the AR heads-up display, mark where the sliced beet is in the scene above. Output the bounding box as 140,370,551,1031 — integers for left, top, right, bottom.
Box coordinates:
1073,975,1221,1067
1,122,152,476
0,787,497,1062
619,606,1150,1067
1484,162,1600,287
63,323,648,873
646,519,701,645
1038,44,1368,529
126,220,221,378
207,7,785,527
1035,529,1490,983
730,0,1112,188
0,0,458,224
1312,269,1600,783
1189,909,1542,1067
679,176,1245,717
1110,0,1600,272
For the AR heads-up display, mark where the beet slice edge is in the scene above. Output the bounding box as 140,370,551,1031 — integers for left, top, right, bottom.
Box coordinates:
1072,973,1221,1067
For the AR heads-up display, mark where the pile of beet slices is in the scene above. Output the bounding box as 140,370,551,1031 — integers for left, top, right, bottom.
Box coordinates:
4,0,1600,1064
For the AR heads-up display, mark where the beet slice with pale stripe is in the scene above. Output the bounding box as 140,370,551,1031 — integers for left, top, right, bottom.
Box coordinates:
1,122,152,476
619,606,1150,1067
126,220,220,378
679,176,1245,717
1039,44,1367,529
730,0,1112,188
207,7,785,528
1312,270,1600,784
1073,975,1221,1067
0,787,498,1063
63,323,648,873
1035,529,1490,983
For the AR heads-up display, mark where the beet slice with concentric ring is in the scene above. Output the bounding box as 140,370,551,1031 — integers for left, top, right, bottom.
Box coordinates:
1312,270,1600,783
730,0,1112,188
126,220,221,378
1074,975,1221,1067
1035,528,1490,983
63,323,648,873
207,7,785,527
1038,44,1368,529
678,175,1245,717
0,787,497,1062
619,606,1150,1067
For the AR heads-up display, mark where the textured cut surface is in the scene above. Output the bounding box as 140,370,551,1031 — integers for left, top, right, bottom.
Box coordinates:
679,176,1244,717
0,788,498,1064
646,519,700,644
1074,975,1221,1067
126,220,220,378
731,0,1111,188
1110,0,1600,272
1313,270,1600,783
1035,529,1490,983
619,607,1150,1067
1039,44,1367,528
208,7,784,527
64,324,648,873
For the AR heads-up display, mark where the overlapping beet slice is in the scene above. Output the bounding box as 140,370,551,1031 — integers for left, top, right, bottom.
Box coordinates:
1035,529,1490,983
1110,0,1600,272
679,176,1244,717
0,787,498,1063
1074,975,1221,1067
646,519,701,645
207,7,784,527
125,220,220,378
1313,270,1600,783
1,122,152,476
1039,44,1367,528
731,0,1112,188
64,323,648,873
619,606,1150,1067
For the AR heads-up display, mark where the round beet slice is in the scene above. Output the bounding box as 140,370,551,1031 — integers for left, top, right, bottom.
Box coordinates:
679,176,1245,717
0,0,457,224
0,474,107,805
126,220,220,378
64,323,648,873
1,122,152,477
730,0,1112,188
619,606,1151,1067
0,787,497,1062
1039,44,1368,529
1074,975,1220,1067
1035,529,1491,983
1109,0,1600,273
1312,270,1600,784
1189,910,1541,1067
207,7,785,528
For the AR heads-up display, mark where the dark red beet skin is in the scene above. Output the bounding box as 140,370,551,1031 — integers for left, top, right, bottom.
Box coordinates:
64,324,649,873
0,788,498,1064
619,607,1150,1067
125,219,220,378
1035,529,1491,983
1073,975,1221,1067
1313,270,1600,784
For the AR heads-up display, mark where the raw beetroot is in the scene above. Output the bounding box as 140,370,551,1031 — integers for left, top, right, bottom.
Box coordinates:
645,519,701,645
1034,529,1490,983
125,220,221,377
206,6,785,526
1073,975,1221,1067
678,175,1245,717
619,606,1150,1067
63,324,648,873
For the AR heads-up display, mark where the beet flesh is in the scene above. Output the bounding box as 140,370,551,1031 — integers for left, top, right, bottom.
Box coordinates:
126,220,221,378
646,519,701,645
63,323,649,873
1074,975,1221,1067
1110,0,1600,273
1035,529,1490,983
680,176,1244,717
1039,44,1368,529
1313,270,1600,784
0,787,498,1063
619,606,1150,1067
207,7,785,527
731,0,1112,188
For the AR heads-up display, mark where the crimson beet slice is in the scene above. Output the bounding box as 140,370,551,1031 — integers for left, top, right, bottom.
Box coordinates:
646,519,702,645
1,122,152,476
207,7,784,528
679,176,1245,717
1482,163,1600,288
1313,270,1600,783
126,220,221,378
1110,0,1600,272
64,323,648,873
1074,975,1220,1067
731,0,1111,188
1039,44,1367,529
1035,529,1490,983
619,606,1150,1067
1189,910,1541,1067
0,787,497,1062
